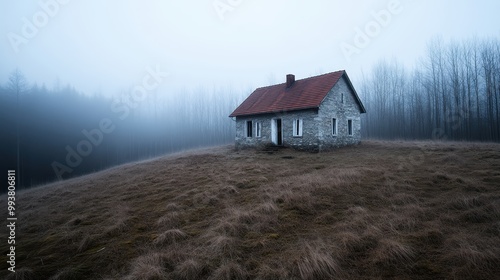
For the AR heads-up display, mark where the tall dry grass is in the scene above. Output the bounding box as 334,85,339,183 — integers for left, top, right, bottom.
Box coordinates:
2,140,500,279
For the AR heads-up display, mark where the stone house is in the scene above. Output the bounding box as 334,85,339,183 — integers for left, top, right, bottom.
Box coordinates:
229,70,366,151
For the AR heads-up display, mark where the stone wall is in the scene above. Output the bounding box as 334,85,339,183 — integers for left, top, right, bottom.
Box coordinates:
234,114,273,149
234,110,319,151
317,76,362,150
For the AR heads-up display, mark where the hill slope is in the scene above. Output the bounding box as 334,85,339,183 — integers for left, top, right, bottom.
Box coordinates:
2,141,500,279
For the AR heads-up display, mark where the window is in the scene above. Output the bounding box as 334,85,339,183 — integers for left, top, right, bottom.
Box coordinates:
332,118,337,136
341,93,344,104
293,119,303,137
256,122,262,137
348,119,353,136
246,120,253,137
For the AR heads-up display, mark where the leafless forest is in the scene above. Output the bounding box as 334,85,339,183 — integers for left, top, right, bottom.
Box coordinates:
360,37,500,141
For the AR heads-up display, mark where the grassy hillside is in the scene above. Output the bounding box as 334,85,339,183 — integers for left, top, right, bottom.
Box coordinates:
2,141,500,279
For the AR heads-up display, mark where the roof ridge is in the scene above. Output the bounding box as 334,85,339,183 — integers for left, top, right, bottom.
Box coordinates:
254,70,345,90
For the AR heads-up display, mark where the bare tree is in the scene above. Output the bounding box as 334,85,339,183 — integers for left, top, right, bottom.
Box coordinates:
8,69,28,95
8,69,28,187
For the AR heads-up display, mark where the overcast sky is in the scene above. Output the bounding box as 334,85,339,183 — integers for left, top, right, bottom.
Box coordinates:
1,0,499,97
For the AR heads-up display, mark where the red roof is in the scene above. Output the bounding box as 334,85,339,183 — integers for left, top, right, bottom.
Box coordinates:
229,70,366,117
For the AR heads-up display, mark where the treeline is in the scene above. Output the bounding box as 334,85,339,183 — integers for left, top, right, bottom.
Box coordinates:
3,36,499,189
0,73,243,189
360,36,500,141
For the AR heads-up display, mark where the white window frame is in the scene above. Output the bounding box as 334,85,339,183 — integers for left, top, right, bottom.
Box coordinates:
332,118,337,136
292,119,303,137
255,122,262,138
246,120,253,138
347,119,353,136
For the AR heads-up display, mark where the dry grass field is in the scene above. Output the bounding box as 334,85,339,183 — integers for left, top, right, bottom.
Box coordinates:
1,140,500,279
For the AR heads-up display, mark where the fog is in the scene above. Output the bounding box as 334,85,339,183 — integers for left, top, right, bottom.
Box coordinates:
3,1,499,95
1,1,499,189
0,75,244,188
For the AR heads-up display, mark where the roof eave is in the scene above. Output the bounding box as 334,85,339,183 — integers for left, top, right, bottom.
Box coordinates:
229,106,319,118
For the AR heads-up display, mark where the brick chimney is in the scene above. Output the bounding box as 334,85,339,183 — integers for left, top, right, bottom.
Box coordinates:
286,74,295,88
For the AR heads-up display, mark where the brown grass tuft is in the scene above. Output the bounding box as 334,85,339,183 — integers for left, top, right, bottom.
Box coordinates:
292,240,341,280
255,262,289,280
274,189,315,214
255,201,279,214
449,195,487,210
205,232,238,258
230,208,259,225
166,202,181,211
371,239,415,266
153,229,188,246
124,252,167,280
335,231,363,251
209,261,247,280
219,185,239,196
102,204,131,236
157,212,180,228
173,258,204,280
211,218,242,237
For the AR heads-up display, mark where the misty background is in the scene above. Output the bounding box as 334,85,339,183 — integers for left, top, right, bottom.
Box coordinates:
1,0,499,189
